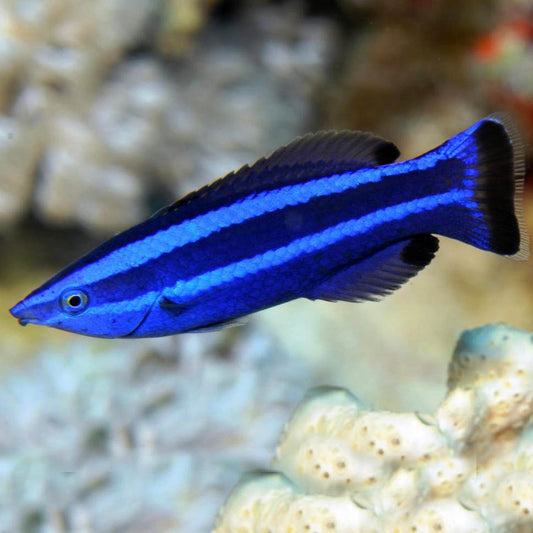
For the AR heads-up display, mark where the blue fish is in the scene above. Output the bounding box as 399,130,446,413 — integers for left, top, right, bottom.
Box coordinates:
10,113,528,338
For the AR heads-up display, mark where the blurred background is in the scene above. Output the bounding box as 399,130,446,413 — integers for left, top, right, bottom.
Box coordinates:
1,0,533,531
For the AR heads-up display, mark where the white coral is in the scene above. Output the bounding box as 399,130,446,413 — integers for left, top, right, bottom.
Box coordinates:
214,324,533,532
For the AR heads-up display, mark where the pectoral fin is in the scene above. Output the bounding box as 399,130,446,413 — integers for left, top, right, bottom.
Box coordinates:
160,297,190,313
307,234,439,303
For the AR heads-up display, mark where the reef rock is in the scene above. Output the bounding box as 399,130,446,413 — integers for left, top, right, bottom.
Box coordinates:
214,324,533,533
0,1,338,234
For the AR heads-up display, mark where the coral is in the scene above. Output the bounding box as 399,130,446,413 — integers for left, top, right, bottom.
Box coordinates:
0,0,338,233
0,328,315,533
0,0,157,231
214,324,533,532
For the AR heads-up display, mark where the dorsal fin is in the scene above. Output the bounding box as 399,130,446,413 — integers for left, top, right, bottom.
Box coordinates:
157,130,400,216
260,130,400,168
307,234,439,303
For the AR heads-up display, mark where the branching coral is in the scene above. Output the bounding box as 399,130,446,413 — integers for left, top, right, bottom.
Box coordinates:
214,324,533,532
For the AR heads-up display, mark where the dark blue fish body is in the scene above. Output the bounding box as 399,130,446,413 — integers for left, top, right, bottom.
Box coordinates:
10,114,528,337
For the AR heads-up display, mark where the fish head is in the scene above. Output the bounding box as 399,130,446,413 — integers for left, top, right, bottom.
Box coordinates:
9,254,159,338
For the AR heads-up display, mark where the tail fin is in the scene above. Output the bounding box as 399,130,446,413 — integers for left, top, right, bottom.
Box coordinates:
442,112,528,260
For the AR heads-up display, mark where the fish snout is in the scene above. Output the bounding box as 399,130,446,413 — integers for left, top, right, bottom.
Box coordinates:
10,300,37,326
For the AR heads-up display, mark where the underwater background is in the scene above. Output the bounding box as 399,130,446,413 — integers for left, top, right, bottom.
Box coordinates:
1,0,533,531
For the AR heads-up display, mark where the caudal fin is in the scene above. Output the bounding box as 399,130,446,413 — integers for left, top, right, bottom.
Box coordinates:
444,112,528,260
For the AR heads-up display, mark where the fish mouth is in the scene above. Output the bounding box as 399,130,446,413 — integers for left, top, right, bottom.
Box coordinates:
10,300,38,327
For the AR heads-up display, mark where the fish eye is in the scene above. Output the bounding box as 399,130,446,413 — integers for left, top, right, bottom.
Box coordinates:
60,289,89,315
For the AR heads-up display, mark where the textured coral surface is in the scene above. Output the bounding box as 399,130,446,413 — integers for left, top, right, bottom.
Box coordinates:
214,324,533,532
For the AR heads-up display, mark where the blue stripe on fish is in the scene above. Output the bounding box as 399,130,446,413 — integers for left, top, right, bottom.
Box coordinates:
55,154,449,290
31,123,484,295
10,113,528,338
28,130,401,295
85,157,467,302
168,190,472,297
82,189,470,319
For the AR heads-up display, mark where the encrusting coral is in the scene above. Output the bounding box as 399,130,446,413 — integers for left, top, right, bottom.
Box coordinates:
213,324,533,532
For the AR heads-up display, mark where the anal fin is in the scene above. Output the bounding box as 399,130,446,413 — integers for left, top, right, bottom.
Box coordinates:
307,234,439,303
160,297,190,313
